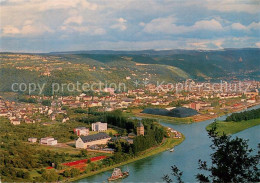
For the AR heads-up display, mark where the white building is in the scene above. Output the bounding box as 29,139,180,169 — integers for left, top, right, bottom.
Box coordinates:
74,127,89,136
75,133,111,149
40,137,57,146
92,122,107,132
11,118,20,125
28,137,37,143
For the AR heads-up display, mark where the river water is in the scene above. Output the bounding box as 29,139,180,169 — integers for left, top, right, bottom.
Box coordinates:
76,105,260,183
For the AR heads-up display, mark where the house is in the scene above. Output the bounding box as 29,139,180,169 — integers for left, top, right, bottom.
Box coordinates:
50,113,56,121
128,133,136,139
247,97,256,103
11,118,20,125
244,89,259,98
40,137,57,146
62,117,70,123
74,127,89,136
92,122,107,132
189,102,201,111
75,133,111,149
28,137,37,143
104,88,115,95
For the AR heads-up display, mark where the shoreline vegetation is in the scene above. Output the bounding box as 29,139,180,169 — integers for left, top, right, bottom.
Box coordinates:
206,119,260,136
69,133,185,182
206,105,260,135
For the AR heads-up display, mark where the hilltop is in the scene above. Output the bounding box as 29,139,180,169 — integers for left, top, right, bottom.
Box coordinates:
0,48,259,95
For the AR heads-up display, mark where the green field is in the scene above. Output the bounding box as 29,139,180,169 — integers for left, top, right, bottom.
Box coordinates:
206,118,260,135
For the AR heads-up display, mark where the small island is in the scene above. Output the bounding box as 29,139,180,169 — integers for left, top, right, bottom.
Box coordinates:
206,108,260,135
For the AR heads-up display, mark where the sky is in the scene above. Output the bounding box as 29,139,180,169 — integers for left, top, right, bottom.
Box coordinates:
0,0,260,52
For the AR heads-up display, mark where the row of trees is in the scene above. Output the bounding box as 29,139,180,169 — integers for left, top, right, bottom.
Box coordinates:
226,108,260,122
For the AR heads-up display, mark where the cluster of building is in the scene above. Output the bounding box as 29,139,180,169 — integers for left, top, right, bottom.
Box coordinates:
0,97,70,125
28,137,58,146
74,122,108,149
31,81,259,112
167,128,182,138
0,80,259,127
75,121,145,150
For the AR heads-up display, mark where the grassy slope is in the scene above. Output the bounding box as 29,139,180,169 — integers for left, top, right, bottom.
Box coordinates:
206,118,260,135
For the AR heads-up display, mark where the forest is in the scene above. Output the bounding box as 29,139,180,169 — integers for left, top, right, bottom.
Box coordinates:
226,108,260,122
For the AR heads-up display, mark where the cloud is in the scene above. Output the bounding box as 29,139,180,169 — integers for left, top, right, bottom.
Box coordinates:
205,0,260,14
60,24,106,35
255,42,260,48
64,16,83,25
1,21,53,37
248,22,260,30
193,19,223,31
187,39,224,49
143,17,223,34
229,21,260,31
5,0,98,11
93,28,106,35
118,18,127,23
2,25,20,34
110,18,127,31
214,40,224,49
1,0,260,51
231,23,248,30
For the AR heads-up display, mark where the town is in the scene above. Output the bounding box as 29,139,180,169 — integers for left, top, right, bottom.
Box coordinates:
1,79,258,181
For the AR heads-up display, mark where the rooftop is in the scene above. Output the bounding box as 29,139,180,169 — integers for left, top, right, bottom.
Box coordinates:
80,132,110,143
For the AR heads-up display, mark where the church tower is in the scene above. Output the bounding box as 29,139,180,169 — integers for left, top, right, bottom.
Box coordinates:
137,121,144,136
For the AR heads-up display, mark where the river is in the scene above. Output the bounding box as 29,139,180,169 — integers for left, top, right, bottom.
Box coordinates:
75,105,260,182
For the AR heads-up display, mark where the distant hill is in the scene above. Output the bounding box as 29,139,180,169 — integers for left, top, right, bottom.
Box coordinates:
50,48,260,80
0,48,259,95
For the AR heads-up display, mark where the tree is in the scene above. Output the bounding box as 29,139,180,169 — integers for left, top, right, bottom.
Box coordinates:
162,123,260,183
63,169,71,177
70,168,80,177
79,149,88,157
41,100,51,106
41,170,59,182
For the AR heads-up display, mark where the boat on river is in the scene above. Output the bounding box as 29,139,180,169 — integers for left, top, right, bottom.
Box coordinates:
170,147,174,152
107,168,129,181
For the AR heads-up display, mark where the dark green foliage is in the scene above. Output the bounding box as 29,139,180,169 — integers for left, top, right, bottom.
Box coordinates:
105,110,135,132
70,168,80,177
74,108,89,114
18,97,37,103
41,99,51,106
163,165,183,183
62,168,80,178
41,170,59,182
226,108,260,122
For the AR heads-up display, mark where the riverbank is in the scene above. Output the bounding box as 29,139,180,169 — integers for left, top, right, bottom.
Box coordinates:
68,135,184,182
206,118,260,135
